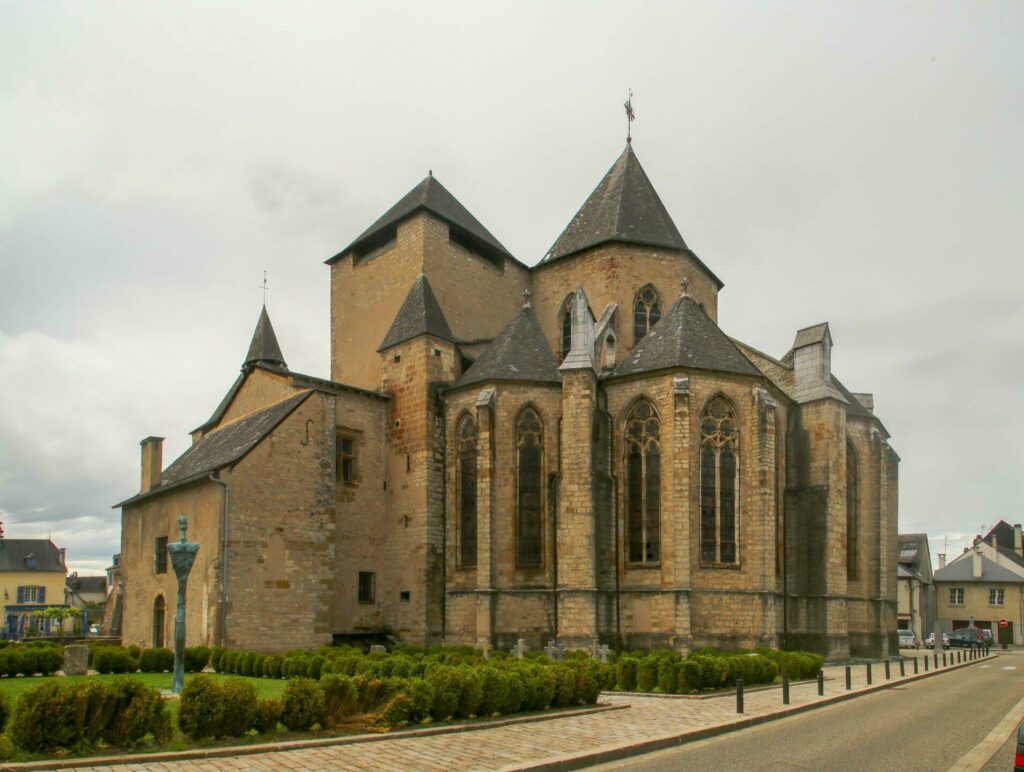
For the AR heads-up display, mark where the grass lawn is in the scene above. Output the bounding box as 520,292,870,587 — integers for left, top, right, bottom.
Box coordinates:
0,671,286,706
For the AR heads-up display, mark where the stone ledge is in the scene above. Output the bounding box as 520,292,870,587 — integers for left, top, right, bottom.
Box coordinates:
6,702,629,771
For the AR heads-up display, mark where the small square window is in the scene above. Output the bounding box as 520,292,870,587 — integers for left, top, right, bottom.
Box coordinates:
949,588,964,605
22,586,39,603
358,571,375,604
393,354,401,363
990,588,1005,606
400,590,411,603
154,536,168,574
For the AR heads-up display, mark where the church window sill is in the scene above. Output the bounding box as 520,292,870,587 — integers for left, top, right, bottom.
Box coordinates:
700,561,742,570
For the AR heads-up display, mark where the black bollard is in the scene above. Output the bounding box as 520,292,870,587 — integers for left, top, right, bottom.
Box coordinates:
899,659,905,677
866,662,872,685
845,665,851,690
933,652,938,669
736,678,744,714
885,660,891,680
925,655,929,671
914,657,919,674
942,651,947,667
817,669,824,696
782,674,790,705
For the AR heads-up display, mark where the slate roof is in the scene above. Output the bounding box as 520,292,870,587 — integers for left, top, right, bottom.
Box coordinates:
453,306,561,389
934,553,1023,583
67,575,106,594
541,145,721,285
378,274,456,352
329,174,512,263
831,376,873,419
0,540,64,573
614,294,762,378
983,521,1019,553
244,306,287,369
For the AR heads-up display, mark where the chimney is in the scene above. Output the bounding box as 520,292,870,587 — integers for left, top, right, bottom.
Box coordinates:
140,436,164,494
1015,524,1022,557
791,323,842,403
938,553,946,569
973,548,983,578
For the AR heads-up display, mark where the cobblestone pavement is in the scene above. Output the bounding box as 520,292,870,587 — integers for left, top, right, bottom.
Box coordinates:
72,655,975,771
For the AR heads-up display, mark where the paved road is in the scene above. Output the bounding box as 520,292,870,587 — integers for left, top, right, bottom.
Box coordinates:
599,657,1024,772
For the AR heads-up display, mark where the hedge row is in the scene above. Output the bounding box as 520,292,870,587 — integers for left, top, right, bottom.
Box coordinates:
0,646,63,677
89,645,211,675
8,679,170,753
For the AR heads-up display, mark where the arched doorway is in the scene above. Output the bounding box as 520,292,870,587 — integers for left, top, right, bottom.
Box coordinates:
152,596,166,647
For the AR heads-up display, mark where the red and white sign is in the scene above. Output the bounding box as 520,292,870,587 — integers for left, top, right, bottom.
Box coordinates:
999,618,1009,628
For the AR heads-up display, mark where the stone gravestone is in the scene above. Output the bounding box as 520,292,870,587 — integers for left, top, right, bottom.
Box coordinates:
511,638,528,659
595,644,611,663
544,640,566,661
369,644,387,654
63,644,89,676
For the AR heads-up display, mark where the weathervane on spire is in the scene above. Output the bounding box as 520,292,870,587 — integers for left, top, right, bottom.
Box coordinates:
624,89,635,143
259,271,269,306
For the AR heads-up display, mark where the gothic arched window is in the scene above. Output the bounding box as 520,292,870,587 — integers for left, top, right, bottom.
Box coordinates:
847,442,858,580
625,400,661,564
152,595,166,648
457,415,478,568
516,408,544,567
700,397,740,564
559,295,574,360
633,285,662,343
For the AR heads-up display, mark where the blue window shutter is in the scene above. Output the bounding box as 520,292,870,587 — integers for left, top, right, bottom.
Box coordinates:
16,587,24,603
38,586,45,604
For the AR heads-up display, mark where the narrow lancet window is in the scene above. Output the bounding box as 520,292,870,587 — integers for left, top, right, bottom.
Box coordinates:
625,400,661,563
457,415,478,568
560,295,573,359
516,408,544,567
633,285,662,343
847,443,858,580
700,397,740,564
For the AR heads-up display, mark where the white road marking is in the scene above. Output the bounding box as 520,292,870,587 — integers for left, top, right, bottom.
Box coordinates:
1002,666,1017,670
947,689,1024,772
979,665,992,668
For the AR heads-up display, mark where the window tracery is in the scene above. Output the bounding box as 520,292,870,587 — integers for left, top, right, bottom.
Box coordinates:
457,415,477,568
700,397,739,564
633,285,662,343
625,400,661,564
516,408,544,567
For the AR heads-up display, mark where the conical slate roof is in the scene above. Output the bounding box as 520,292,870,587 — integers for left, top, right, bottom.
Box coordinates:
615,294,761,378
542,144,688,263
329,174,512,262
454,306,561,388
244,306,287,369
378,274,456,352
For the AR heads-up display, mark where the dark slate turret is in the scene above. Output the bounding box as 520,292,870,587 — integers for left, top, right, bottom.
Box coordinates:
244,306,287,370
328,174,512,264
378,273,456,352
615,293,760,377
543,143,688,262
455,305,561,388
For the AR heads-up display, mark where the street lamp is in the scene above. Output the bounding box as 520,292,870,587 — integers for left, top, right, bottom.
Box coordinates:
167,514,199,694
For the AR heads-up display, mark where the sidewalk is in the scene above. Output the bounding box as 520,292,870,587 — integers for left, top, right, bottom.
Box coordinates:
49,652,991,771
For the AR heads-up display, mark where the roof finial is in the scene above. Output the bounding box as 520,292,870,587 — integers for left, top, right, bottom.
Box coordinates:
259,270,269,306
624,89,635,144
681,276,690,296
428,169,433,177
522,287,531,308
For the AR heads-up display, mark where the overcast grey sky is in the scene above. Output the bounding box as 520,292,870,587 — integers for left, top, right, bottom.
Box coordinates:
1,1,1021,575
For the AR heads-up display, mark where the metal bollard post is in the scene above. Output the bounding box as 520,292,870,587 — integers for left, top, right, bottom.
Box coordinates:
866,662,872,685
914,657,919,674
817,669,824,696
899,659,905,677
845,665,851,690
782,674,790,705
933,652,938,669
942,651,947,667
736,678,744,714
885,660,891,680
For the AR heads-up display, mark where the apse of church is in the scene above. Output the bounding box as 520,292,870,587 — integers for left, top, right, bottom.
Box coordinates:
116,141,898,659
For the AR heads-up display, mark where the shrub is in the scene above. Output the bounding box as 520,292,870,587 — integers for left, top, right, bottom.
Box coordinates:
104,679,172,747
210,646,226,672
498,669,524,714
138,647,174,673
253,699,282,734
636,655,660,692
307,655,328,680
477,668,505,717
425,665,461,719
92,646,137,675
572,661,608,704
520,665,557,711
657,657,680,694
0,692,8,732
616,658,638,691
552,666,577,708
178,675,257,739
10,681,80,752
402,677,436,723
456,667,484,719
321,674,359,727
185,646,212,673
127,645,141,660
280,678,325,731
375,693,411,728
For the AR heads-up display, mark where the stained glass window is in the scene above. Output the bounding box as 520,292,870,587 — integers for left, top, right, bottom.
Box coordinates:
625,400,661,563
700,397,740,564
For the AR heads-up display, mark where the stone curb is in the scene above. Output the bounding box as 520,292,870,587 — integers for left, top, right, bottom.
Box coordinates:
611,676,819,700
5,703,628,770
506,654,997,771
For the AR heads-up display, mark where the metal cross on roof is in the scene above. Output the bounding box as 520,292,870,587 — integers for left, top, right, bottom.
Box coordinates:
681,276,690,296
624,89,635,143
259,271,269,305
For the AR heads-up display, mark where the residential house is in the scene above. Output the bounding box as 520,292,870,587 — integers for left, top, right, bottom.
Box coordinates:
0,538,69,638
897,533,934,644
66,572,108,632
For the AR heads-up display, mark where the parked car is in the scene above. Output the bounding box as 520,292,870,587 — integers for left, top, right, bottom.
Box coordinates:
925,632,950,649
897,629,917,648
948,627,989,648
1015,721,1024,772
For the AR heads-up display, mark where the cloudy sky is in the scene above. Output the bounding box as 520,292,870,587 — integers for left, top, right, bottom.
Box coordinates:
2,2,1021,575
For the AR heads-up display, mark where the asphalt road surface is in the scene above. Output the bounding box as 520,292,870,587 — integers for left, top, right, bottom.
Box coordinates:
598,655,1024,771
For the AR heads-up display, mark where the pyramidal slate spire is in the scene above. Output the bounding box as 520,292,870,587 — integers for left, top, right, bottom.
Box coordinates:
455,306,561,388
244,306,287,370
378,273,456,352
542,143,688,263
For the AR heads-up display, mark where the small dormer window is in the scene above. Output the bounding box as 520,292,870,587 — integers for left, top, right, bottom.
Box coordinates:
25,554,37,569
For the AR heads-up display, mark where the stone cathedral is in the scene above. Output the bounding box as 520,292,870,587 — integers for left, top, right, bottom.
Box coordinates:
115,141,899,660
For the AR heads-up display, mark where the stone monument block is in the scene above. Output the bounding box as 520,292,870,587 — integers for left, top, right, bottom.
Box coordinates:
63,644,89,676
